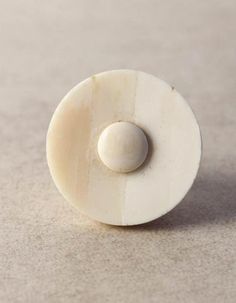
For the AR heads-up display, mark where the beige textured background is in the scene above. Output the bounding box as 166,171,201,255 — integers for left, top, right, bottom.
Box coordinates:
0,1,236,302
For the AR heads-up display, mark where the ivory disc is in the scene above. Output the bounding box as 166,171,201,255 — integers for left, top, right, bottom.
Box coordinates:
47,70,201,225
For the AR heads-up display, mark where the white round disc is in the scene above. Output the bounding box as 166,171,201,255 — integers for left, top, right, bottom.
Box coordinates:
47,70,201,226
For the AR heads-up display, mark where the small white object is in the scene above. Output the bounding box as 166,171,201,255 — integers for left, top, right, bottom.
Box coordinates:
47,70,201,226
97,122,148,173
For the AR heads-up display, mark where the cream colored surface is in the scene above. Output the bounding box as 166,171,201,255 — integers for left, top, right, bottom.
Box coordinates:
0,1,236,302
47,70,201,225
98,122,148,173
125,73,202,224
47,70,136,225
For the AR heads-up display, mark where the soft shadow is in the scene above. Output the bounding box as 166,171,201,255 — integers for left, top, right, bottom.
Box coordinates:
122,172,236,231
131,128,154,173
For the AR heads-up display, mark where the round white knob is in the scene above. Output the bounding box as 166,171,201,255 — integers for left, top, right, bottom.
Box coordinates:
97,122,148,173
47,70,202,226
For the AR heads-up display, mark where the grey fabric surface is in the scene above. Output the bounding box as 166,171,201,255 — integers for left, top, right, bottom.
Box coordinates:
0,1,235,302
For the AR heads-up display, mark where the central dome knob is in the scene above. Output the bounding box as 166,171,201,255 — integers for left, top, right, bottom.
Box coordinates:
97,122,148,173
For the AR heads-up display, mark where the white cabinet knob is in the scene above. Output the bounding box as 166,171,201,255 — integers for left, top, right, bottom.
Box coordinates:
47,70,202,226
